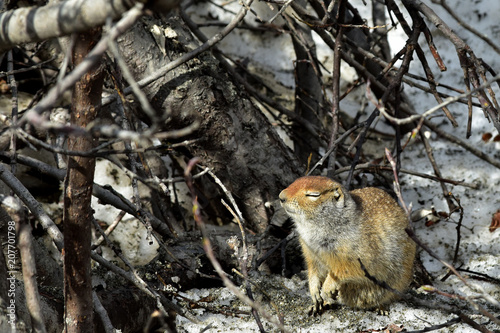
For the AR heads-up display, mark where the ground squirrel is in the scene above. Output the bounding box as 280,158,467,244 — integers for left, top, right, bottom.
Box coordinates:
279,176,416,314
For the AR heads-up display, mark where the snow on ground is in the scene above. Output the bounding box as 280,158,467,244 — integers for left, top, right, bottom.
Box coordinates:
89,0,499,331
92,159,159,266
169,0,500,331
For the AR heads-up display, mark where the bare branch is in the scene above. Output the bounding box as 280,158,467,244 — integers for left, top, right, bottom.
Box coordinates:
19,3,145,126
2,197,47,333
385,150,500,324
92,291,115,333
179,7,321,139
6,51,18,175
128,0,255,91
184,158,290,333
0,0,167,53
0,163,63,250
432,0,500,55
326,0,345,177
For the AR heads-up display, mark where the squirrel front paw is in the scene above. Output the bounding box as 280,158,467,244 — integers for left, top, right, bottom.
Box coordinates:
307,293,324,316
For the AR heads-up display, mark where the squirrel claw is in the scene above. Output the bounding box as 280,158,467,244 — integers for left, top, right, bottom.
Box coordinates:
375,306,389,316
308,294,324,316
308,299,335,316
308,303,323,316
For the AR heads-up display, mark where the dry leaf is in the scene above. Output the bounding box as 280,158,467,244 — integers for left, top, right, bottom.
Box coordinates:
385,324,404,333
0,79,10,94
482,132,492,142
437,211,449,218
490,210,500,232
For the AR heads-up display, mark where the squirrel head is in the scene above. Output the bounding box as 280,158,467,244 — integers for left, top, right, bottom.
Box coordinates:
279,176,355,226
279,176,360,251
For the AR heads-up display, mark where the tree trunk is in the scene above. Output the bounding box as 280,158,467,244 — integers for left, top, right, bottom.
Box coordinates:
116,14,303,232
290,0,326,164
63,28,104,333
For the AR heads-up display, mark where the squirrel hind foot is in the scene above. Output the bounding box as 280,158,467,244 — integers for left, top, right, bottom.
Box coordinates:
375,305,390,316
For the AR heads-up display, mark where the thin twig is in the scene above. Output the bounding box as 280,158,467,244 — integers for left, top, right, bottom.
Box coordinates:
121,0,255,93
0,57,57,78
90,250,200,324
431,0,500,55
92,210,126,249
0,163,64,250
107,32,160,129
7,50,18,176
308,123,363,175
419,131,456,212
20,3,145,127
332,163,478,189
113,90,153,242
219,198,265,331
403,317,460,333
385,150,500,325
91,218,200,323
268,0,293,23
184,158,290,332
326,0,345,178
179,4,321,139
449,194,464,268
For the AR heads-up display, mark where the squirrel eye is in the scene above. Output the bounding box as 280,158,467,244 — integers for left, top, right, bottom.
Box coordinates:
305,191,321,198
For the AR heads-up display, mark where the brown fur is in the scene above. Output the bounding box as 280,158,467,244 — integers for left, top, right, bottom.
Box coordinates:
279,176,416,313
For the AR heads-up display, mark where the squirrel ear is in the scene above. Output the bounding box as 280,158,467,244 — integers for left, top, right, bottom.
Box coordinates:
333,188,342,201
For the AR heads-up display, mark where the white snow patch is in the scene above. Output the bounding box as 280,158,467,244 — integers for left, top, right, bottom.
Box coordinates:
174,0,500,330
92,159,159,266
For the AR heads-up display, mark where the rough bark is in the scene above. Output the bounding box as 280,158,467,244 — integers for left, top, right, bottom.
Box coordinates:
116,14,303,232
290,13,326,164
63,28,104,333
